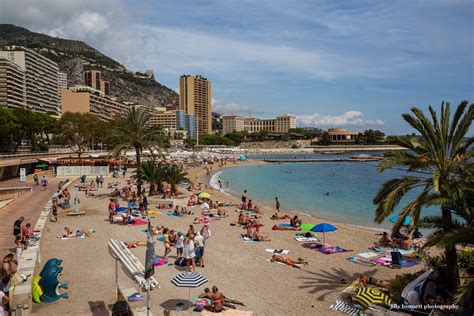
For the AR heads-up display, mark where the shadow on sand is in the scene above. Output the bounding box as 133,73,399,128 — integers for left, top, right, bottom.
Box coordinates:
298,266,378,301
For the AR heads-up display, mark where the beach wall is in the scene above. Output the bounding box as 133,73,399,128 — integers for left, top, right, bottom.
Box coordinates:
9,178,77,316
0,186,32,201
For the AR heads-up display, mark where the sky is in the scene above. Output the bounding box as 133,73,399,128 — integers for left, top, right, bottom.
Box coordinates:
1,0,473,134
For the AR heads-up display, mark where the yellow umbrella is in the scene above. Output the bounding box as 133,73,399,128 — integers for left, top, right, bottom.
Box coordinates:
198,192,211,199
353,287,392,309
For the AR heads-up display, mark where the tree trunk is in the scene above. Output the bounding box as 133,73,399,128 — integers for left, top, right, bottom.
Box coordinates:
442,206,459,291
135,146,142,193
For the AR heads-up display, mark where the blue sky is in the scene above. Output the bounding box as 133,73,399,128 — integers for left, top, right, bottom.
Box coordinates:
1,0,473,134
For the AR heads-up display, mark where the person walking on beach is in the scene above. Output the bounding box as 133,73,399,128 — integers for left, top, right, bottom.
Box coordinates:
51,200,58,222
99,175,104,188
275,197,280,212
184,236,196,272
33,174,39,185
163,228,172,258
194,231,205,268
241,190,247,209
41,176,48,191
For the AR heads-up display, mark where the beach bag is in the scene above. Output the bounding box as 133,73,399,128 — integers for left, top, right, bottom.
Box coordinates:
174,257,186,266
112,301,131,316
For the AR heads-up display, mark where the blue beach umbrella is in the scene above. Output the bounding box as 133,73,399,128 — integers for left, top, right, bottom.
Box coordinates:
389,215,411,226
311,223,337,244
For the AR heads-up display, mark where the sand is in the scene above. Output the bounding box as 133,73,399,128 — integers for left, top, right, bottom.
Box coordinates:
34,160,424,316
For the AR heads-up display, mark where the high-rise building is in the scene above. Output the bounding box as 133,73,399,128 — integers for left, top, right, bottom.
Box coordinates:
84,70,110,95
0,57,27,109
58,71,67,110
0,46,60,114
179,75,212,137
222,113,296,134
61,86,129,121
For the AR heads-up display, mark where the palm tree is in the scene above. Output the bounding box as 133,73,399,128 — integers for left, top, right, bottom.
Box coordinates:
134,160,165,195
163,164,189,196
373,100,473,291
110,107,164,193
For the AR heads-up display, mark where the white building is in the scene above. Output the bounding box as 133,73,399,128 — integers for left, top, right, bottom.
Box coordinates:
222,113,296,134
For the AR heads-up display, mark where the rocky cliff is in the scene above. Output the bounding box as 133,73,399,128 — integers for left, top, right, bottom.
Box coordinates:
0,24,178,107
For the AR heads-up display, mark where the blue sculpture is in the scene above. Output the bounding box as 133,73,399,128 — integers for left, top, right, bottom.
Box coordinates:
38,258,69,303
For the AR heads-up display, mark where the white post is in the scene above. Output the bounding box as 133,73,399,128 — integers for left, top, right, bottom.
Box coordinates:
147,278,151,316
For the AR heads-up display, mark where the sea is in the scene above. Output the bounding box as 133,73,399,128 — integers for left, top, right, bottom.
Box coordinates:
211,152,437,230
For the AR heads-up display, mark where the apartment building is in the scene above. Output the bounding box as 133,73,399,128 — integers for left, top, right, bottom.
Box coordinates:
84,70,110,95
222,113,296,134
61,86,129,121
149,109,195,139
179,75,212,137
0,46,60,114
0,57,27,109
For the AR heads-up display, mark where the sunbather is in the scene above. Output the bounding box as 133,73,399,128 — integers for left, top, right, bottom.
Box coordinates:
270,212,292,220
199,285,225,312
271,255,308,268
199,287,245,310
272,225,301,231
377,232,391,246
290,215,302,228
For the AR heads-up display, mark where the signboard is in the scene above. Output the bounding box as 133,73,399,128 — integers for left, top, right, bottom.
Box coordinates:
20,168,26,182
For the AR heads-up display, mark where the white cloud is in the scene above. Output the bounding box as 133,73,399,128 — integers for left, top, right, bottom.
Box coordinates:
296,111,383,128
212,98,262,116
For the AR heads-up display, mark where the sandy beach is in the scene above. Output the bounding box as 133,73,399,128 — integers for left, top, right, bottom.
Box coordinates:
33,160,425,316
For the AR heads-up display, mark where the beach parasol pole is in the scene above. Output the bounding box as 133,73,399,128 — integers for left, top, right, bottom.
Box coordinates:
147,278,151,316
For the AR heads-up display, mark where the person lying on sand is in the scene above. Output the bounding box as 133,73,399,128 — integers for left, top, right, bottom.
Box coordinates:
271,255,308,268
126,241,146,248
270,213,292,220
272,225,301,231
358,274,390,289
199,287,245,310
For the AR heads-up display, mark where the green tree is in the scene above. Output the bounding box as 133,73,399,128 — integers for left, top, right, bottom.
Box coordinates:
109,107,165,194
0,108,19,152
54,112,103,158
134,160,165,195
373,100,473,291
183,138,197,148
318,131,331,145
362,129,385,144
163,164,189,196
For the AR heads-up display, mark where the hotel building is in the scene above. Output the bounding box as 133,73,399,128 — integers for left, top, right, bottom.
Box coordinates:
0,58,27,109
61,86,129,121
179,75,212,137
222,114,296,134
149,108,195,139
0,46,60,114
84,70,110,95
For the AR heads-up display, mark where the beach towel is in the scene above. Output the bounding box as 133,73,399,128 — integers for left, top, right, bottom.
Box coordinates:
240,234,256,242
167,211,184,217
278,223,291,227
368,246,414,255
368,246,385,253
294,236,318,242
128,218,147,226
265,248,289,255
156,235,164,242
357,252,378,259
153,257,166,267
318,244,352,255
330,300,358,316
372,256,392,266
60,235,85,240
148,210,161,215
200,310,253,316
347,257,377,267
302,242,323,249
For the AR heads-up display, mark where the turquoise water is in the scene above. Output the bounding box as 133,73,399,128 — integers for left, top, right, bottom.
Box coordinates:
215,159,436,229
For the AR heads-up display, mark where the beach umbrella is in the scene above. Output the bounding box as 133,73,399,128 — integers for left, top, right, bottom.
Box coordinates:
198,192,211,199
390,215,411,225
311,223,337,244
171,272,208,310
300,223,315,231
352,287,392,309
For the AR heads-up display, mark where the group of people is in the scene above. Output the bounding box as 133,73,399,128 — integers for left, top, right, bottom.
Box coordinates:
377,229,424,250
51,187,72,222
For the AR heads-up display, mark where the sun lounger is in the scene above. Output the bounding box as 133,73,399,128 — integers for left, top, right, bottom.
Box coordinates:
265,248,289,255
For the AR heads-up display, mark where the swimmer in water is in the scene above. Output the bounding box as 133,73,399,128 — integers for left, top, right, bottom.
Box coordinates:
326,192,330,196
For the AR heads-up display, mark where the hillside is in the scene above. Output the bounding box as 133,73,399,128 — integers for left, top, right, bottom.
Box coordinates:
0,24,178,107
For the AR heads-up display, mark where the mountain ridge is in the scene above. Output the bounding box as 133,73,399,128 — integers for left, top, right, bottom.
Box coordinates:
0,24,178,107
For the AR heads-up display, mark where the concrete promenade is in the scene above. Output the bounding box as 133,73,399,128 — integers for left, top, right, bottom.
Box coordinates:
0,173,60,255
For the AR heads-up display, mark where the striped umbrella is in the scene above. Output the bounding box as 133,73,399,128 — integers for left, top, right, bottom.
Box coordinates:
352,287,392,309
171,272,208,310
171,272,208,288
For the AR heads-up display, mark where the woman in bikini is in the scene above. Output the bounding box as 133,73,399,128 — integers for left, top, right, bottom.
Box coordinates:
204,286,225,312
271,255,308,268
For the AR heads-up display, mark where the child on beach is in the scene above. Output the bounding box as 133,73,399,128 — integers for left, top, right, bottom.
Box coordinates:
176,232,184,257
